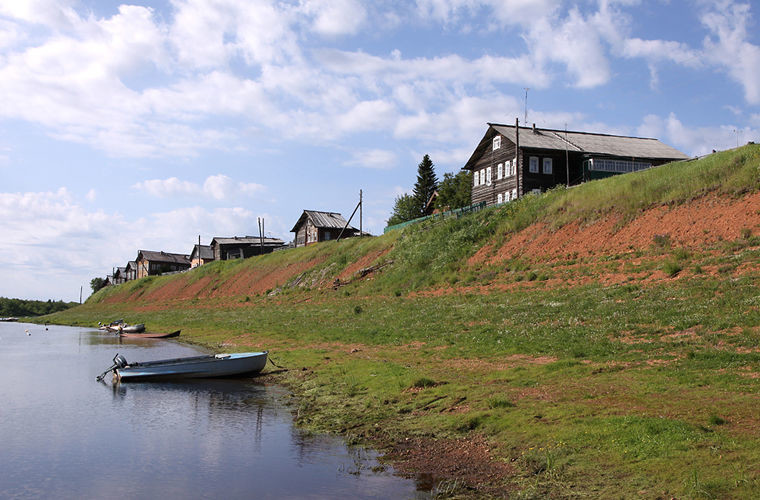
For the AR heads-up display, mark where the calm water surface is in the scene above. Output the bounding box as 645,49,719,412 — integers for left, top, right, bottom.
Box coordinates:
0,323,427,499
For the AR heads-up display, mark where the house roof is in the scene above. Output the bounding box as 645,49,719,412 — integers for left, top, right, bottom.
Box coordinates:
126,261,137,271
190,244,214,260
211,236,285,246
136,250,191,266
463,123,690,171
290,210,356,232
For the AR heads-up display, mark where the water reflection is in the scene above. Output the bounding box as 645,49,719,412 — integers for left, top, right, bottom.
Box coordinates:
0,323,426,499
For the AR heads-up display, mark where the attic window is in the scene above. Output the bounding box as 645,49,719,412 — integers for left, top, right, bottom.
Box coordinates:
493,136,501,150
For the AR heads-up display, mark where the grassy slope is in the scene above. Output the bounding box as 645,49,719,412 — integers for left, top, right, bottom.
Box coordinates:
47,145,760,498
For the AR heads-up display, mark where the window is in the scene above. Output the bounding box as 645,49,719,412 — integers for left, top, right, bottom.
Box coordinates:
511,158,517,176
543,158,553,175
529,156,539,173
497,193,503,204
493,136,501,150
486,166,492,185
480,169,485,185
511,188,517,200
504,160,511,177
473,171,479,187
497,163,503,180
531,188,541,195
505,191,510,202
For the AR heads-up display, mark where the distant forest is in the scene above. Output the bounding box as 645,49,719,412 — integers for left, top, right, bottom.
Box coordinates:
0,297,78,317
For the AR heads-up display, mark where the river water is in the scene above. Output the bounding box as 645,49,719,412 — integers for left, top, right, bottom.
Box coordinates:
0,323,427,499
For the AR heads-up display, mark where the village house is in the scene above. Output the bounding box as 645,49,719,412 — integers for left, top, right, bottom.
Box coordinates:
190,244,214,268
290,210,360,247
112,267,127,285
210,236,286,261
125,261,137,281
464,121,690,206
135,250,191,278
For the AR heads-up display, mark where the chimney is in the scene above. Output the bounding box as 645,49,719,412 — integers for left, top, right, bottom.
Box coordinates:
532,123,537,134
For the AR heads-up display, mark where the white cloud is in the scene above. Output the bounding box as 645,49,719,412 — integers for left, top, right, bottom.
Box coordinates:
133,174,265,200
299,0,367,36
343,149,397,169
700,1,760,105
637,112,759,157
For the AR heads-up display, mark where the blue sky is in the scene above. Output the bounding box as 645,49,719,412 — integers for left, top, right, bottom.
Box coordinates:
1,0,758,301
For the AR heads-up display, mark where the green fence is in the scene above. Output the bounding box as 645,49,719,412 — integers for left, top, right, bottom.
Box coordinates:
383,201,487,233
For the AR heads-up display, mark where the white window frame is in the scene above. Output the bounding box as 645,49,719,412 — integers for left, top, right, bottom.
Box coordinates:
543,157,553,175
511,188,517,200
473,171,479,187
493,136,501,150
486,166,492,185
497,193,503,204
504,160,510,177
511,158,517,176
480,169,485,185
529,156,539,173
497,163,503,180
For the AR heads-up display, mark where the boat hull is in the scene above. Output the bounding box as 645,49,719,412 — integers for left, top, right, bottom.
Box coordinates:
119,330,181,339
115,352,268,381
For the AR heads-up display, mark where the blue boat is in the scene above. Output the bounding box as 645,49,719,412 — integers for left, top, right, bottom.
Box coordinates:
97,352,268,382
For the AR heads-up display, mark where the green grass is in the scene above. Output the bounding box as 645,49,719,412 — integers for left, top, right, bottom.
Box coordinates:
40,144,760,498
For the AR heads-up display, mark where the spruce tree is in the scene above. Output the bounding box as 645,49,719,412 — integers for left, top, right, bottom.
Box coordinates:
412,154,438,216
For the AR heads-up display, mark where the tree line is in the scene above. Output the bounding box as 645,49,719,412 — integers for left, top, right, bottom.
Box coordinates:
387,154,472,227
0,297,79,317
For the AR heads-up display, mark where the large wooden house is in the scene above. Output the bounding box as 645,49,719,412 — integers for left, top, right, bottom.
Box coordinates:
125,261,137,281
291,210,359,247
135,250,191,278
210,236,285,261
464,121,690,206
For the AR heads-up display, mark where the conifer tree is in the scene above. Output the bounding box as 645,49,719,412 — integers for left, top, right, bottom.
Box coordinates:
412,154,438,216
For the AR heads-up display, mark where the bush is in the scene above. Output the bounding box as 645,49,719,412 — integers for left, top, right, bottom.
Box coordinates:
663,260,682,277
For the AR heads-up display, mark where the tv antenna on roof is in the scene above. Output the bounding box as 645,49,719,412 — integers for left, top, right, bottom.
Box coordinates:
523,88,529,125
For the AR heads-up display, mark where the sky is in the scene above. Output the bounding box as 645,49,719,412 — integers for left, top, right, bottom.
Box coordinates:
1,0,759,301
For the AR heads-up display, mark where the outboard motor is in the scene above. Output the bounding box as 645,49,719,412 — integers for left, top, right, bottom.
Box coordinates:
96,353,129,381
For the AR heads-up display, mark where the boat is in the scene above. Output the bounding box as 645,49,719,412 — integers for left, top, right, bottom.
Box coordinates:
96,351,268,382
119,330,181,339
0,317,18,322
118,323,146,334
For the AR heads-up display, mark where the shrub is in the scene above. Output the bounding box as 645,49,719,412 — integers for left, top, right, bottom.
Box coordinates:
663,260,682,277
411,377,436,388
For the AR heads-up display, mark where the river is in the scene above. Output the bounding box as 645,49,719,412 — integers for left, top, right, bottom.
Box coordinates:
0,322,427,499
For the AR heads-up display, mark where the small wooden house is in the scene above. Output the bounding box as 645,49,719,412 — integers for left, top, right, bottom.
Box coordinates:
464,122,690,206
291,210,359,247
125,261,137,281
190,244,214,268
210,236,286,261
112,267,127,285
135,250,191,278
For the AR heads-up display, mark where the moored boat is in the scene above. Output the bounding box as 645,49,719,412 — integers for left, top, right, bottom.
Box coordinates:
119,323,145,334
119,330,181,339
97,351,268,382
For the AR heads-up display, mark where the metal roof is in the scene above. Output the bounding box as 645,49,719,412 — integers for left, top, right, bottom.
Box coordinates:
290,210,355,232
464,124,689,170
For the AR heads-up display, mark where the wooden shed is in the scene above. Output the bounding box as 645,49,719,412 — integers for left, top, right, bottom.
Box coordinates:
290,210,359,247
135,250,191,278
190,244,214,268
210,236,285,261
463,122,690,207
125,261,137,281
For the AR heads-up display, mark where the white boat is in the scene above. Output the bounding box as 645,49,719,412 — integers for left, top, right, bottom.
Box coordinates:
97,352,268,382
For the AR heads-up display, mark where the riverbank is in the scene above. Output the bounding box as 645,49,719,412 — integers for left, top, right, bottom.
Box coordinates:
41,145,760,497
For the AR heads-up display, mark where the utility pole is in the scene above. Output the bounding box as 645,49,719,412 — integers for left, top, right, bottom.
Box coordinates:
565,124,570,187
79,286,82,304
524,88,529,124
359,189,363,238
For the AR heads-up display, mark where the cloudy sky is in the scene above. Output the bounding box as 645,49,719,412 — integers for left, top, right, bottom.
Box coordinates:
1,0,759,301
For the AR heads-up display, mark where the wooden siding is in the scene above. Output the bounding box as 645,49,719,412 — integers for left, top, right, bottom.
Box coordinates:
470,134,520,206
